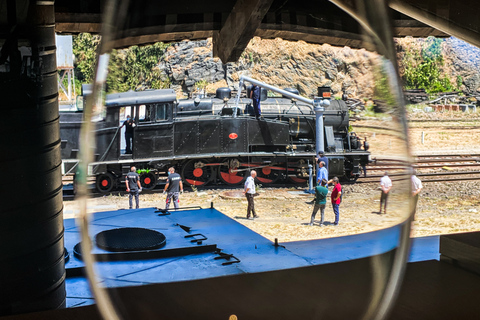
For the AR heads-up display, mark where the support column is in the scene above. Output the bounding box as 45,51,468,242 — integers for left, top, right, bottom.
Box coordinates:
0,0,66,315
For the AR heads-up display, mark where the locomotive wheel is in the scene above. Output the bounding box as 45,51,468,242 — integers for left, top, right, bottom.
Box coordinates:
140,172,157,190
182,160,214,186
255,166,280,185
219,158,247,185
346,170,360,182
96,173,115,193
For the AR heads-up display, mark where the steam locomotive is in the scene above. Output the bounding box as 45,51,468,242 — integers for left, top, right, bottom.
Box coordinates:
60,84,369,193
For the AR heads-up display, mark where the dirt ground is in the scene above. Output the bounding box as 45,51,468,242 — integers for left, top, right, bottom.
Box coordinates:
64,111,480,241
64,179,480,242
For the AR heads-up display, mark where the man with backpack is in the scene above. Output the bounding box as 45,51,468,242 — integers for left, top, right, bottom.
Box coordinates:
328,177,342,226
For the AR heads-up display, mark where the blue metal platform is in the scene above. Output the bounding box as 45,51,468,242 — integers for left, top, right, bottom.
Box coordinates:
63,206,438,308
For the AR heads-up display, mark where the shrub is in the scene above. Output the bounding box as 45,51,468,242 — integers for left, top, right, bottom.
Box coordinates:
400,37,457,94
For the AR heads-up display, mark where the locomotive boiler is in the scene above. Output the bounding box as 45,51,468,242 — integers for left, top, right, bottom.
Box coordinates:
60,81,369,193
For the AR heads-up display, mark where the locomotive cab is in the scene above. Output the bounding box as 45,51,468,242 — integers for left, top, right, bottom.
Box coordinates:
96,89,177,162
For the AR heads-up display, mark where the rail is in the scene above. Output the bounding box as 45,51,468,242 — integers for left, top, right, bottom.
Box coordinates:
357,154,480,183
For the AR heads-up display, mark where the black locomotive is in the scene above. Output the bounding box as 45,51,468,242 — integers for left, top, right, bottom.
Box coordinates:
60,85,369,192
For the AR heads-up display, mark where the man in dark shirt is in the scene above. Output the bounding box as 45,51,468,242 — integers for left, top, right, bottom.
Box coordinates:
315,151,329,170
249,84,262,119
120,115,134,154
164,167,184,210
125,166,142,209
309,179,328,226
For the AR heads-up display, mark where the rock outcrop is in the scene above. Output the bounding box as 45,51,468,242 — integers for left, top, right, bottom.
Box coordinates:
443,37,480,94
157,36,480,99
158,37,380,99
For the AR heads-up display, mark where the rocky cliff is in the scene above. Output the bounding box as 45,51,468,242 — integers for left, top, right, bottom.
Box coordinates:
443,37,480,93
158,36,480,100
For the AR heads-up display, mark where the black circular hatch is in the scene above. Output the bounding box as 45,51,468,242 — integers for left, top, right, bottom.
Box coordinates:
95,227,166,252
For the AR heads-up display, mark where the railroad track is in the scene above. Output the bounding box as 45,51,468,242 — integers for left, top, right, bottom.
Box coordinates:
360,154,480,183
62,153,480,199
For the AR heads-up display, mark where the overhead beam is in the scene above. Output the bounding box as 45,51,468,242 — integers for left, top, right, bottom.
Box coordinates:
55,13,102,34
213,0,274,63
390,0,480,48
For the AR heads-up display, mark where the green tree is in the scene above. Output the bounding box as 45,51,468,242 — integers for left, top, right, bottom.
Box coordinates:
374,64,396,107
106,42,170,92
400,37,456,94
72,33,100,83
73,34,170,93
403,58,454,93
421,37,443,61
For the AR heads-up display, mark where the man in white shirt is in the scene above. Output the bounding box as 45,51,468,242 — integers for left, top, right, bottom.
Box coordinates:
411,172,423,213
379,172,392,214
244,170,259,219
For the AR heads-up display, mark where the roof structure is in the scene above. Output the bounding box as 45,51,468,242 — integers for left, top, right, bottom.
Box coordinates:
51,0,480,62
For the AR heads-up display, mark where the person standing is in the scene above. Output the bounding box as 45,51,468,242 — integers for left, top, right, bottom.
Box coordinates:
316,161,328,185
244,170,259,219
120,115,134,154
164,167,183,210
328,177,342,225
379,172,392,214
125,166,142,209
309,179,329,226
411,172,423,213
362,139,369,178
249,84,262,119
315,151,329,170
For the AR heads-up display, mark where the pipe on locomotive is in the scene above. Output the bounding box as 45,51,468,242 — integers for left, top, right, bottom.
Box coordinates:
236,75,329,166
235,75,315,110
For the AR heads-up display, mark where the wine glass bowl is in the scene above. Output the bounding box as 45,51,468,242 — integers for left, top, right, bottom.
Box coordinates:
73,1,415,319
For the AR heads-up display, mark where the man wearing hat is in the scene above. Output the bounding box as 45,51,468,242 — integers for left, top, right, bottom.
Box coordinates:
316,151,328,170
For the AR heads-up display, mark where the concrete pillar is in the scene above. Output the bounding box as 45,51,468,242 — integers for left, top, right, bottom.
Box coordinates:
0,0,66,315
